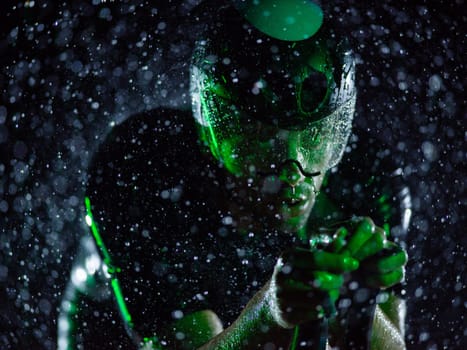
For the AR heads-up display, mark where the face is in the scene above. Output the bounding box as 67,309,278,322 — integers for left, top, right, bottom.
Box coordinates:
191,34,356,233
229,160,326,233
206,104,338,233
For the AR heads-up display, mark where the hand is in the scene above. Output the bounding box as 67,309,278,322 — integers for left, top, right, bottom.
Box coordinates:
268,246,359,328
330,217,408,290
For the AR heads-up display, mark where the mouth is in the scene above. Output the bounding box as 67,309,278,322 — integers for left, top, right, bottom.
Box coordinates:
279,189,313,218
283,191,308,204
282,199,310,218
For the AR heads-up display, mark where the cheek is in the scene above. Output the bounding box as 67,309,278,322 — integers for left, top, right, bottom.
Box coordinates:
219,138,270,176
310,174,325,192
297,146,330,173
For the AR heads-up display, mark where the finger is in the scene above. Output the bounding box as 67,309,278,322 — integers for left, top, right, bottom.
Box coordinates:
366,268,405,289
329,226,349,252
309,233,333,250
353,227,387,261
281,249,359,273
365,248,408,274
341,217,375,257
281,272,344,292
312,271,345,290
312,251,359,273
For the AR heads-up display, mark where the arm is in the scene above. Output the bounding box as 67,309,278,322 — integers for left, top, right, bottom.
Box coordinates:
371,295,406,350
327,217,408,350
196,281,294,349
329,298,407,350
57,236,111,350
173,281,326,350
169,219,406,350
169,248,359,349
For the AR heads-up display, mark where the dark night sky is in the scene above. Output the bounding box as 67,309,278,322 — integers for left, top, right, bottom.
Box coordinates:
0,1,465,349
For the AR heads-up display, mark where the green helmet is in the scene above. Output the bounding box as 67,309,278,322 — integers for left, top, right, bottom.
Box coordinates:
190,1,356,177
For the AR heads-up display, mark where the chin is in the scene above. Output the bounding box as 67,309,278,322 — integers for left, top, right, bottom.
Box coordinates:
260,201,312,234
280,213,310,233
235,203,312,234
230,179,318,234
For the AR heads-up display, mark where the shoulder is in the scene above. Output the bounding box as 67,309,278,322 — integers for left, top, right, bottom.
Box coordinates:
84,106,204,245
84,107,220,236
88,108,198,184
86,108,202,215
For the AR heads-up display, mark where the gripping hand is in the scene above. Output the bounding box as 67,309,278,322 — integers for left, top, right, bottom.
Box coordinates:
330,217,407,290
268,247,359,327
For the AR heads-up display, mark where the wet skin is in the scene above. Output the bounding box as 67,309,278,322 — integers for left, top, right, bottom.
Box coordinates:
170,217,408,349
228,159,325,234
271,217,408,327
184,100,408,348
213,118,331,234
169,26,408,349
184,93,408,350
171,122,408,348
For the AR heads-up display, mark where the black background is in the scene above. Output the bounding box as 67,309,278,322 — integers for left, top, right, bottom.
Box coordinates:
0,0,465,349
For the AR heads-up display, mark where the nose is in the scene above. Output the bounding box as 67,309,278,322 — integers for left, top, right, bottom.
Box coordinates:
284,131,300,161
278,160,305,187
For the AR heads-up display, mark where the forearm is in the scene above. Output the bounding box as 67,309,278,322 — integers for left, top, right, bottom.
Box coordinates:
328,296,406,350
370,297,406,350
198,281,294,349
57,236,112,350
